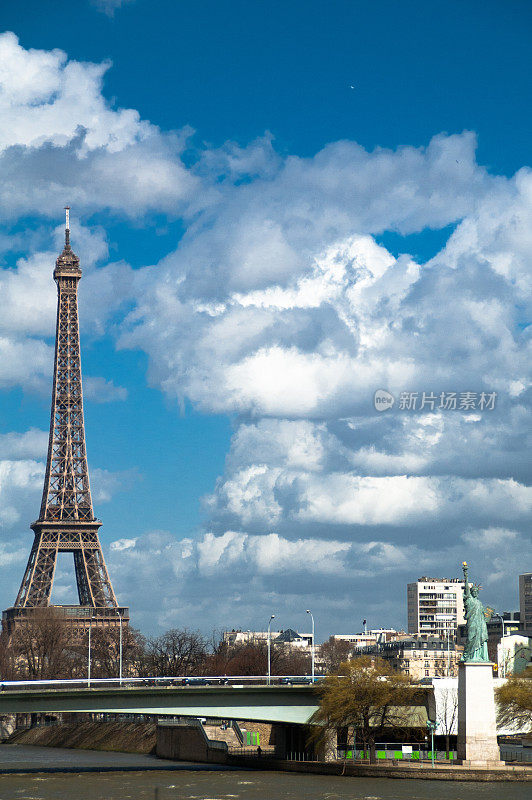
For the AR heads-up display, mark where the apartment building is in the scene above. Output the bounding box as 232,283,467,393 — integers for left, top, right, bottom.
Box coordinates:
519,573,532,634
407,577,465,639
359,635,462,679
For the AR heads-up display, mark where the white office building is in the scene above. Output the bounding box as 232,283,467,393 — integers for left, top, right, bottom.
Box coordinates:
407,577,465,639
223,629,313,649
332,629,404,649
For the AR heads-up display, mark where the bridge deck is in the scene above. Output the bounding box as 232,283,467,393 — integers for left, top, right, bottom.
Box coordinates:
0,684,320,725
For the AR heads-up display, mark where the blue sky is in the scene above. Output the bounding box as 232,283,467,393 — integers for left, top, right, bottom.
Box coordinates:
0,0,530,637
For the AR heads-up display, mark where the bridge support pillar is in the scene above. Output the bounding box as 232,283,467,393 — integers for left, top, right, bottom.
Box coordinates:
315,727,337,762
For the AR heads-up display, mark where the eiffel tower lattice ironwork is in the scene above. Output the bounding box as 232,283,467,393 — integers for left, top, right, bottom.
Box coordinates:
3,210,128,635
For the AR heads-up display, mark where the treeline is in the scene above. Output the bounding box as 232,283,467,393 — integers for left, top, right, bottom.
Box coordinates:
0,609,315,681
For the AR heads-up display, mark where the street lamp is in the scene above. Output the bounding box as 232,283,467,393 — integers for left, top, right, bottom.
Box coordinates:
446,623,452,677
87,612,93,688
306,609,315,682
492,612,508,676
426,719,438,768
267,615,275,685
119,612,123,686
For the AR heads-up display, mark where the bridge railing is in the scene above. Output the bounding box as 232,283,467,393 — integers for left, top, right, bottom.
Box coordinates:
337,746,458,762
0,675,322,691
228,745,277,758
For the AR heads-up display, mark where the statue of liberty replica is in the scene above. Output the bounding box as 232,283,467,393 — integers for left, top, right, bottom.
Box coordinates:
457,561,503,766
461,562,489,662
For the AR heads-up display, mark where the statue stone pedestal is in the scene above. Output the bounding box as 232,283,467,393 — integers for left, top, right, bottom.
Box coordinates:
457,661,503,766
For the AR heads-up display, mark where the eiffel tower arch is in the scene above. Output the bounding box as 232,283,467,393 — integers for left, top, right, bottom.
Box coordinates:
3,210,129,638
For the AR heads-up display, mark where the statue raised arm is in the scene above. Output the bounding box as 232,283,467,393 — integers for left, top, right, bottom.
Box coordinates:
461,561,489,662
462,562,470,598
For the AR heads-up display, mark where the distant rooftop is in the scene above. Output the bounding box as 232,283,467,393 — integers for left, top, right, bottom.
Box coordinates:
275,628,303,643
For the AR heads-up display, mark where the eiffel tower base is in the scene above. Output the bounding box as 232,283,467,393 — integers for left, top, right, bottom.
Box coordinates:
2,605,129,641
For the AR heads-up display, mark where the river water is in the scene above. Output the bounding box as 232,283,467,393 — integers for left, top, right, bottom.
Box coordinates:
0,746,529,800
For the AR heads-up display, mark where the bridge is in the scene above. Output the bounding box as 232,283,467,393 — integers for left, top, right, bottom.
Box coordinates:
0,683,321,725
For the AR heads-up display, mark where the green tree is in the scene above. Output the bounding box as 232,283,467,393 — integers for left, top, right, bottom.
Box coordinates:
311,656,418,763
496,665,532,731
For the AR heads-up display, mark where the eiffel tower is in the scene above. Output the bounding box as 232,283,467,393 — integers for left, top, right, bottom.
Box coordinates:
3,210,128,637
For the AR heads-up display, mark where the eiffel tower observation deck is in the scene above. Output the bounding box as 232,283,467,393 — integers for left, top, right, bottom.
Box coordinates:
3,210,128,637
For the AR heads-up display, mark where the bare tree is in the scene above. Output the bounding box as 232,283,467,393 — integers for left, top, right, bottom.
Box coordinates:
278,646,311,676
205,636,311,677
144,628,208,676
0,630,17,680
10,608,74,680
318,637,353,673
435,686,457,758
85,626,146,679
204,639,266,676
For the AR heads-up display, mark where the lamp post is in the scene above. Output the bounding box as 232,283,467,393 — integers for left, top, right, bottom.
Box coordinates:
87,614,93,688
492,612,507,676
426,719,438,767
119,613,123,686
306,609,315,682
446,623,451,677
267,615,275,685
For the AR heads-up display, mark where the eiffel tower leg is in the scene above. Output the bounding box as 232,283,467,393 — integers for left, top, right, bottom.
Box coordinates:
15,534,59,607
74,547,118,608
14,538,39,606
73,550,93,606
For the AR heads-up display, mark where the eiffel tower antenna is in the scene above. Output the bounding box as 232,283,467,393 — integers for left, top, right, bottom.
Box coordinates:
3,211,128,637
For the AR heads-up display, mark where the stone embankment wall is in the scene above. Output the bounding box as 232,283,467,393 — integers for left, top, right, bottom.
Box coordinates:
157,721,228,763
7,722,156,754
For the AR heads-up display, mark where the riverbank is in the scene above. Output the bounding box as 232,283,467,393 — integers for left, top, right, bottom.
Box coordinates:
7,722,156,754
0,744,241,774
226,754,532,782
8,724,532,782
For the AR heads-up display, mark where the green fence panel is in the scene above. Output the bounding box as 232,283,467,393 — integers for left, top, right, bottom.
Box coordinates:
394,751,403,760
376,751,386,759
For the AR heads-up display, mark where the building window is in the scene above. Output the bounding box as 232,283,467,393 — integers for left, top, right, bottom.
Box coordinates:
425,670,429,677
